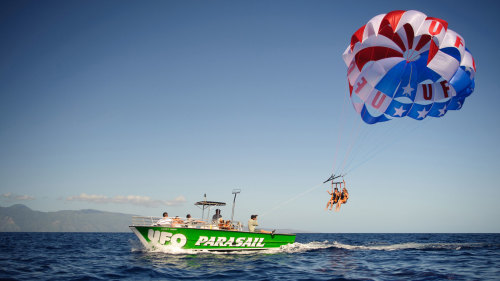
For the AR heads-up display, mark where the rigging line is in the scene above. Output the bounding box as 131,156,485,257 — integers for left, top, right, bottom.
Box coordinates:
345,119,401,167
260,182,324,217
333,107,358,177
340,113,401,176
344,119,418,173
341,124,380,173
338,124,371,174
338,103,369,175
333,95,358,177
344,118,385,162
335,119,362,176
343,112,419,174
344,117,431,175
331,86,351,176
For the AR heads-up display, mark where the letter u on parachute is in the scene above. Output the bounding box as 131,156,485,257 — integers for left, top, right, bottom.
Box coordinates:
343,10,476,125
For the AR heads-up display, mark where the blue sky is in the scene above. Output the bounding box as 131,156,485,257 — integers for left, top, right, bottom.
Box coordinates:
1,0,499,232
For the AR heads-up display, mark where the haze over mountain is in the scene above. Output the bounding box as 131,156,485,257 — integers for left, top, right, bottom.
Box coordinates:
0,204,136,232
0,204,311,233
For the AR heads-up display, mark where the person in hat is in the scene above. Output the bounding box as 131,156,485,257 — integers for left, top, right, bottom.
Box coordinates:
248,214,274,234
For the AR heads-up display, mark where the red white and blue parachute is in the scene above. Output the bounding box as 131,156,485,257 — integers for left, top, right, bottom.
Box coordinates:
343,10,476,124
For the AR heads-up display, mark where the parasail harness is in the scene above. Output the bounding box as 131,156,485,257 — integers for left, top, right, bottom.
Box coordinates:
324,174,348,204
323,174,342,184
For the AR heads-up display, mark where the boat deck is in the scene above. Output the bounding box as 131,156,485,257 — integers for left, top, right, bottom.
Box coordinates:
131,216,245,231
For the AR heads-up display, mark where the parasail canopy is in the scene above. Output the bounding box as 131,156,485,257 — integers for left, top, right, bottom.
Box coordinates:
343,10,476,124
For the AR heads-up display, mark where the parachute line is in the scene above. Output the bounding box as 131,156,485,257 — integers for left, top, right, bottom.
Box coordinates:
260,182,324,217
331,84,351,176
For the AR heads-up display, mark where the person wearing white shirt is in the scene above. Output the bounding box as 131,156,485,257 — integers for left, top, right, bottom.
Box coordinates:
156,212,172,226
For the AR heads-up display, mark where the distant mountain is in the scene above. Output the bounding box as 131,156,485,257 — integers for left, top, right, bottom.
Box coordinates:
0,204,136,232
275,229,312,234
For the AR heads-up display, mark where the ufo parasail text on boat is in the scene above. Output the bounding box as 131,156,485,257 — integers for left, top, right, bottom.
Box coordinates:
343,10,476,124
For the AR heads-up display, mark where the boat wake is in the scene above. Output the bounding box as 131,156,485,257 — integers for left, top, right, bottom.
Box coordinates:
330,241,480,251
278,240,487,253
130,239,486,255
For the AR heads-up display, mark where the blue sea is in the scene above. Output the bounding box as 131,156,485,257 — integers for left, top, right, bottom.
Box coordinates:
0,233,499,280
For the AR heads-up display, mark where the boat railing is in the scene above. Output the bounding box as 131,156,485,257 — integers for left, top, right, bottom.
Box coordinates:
131,216,243,231
131,216,162,226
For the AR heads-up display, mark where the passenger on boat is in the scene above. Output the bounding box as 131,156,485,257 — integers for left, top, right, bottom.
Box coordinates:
184,214,193,227
219,220,232,230
325,187,340,211
212,209,222,223
186,214,192,220
248,215,275,234
172,216,184,227
155,212,172,226
184,214,203,227
335,187,349,212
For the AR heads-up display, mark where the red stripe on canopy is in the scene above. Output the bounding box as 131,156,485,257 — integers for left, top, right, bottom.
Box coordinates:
354,46,403,70
350,25,366,51
380,10,405,32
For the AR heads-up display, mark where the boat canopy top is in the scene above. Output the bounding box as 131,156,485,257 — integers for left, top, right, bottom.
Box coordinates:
194,201,226,206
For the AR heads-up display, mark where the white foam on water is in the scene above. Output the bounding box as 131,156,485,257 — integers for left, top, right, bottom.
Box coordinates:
331,241,484,251
146,244,204,255
276,240,333,253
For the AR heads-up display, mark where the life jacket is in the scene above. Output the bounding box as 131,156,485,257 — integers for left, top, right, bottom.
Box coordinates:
333,192,340,203
341,191,348,202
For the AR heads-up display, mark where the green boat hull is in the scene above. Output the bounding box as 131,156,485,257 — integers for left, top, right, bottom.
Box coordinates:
130,226,296,251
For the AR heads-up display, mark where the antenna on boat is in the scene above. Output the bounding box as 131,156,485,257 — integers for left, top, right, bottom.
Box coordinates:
231,189,241,222
202,193,207,220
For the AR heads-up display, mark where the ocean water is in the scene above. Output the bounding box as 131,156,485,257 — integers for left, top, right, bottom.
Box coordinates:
0,233,499,280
